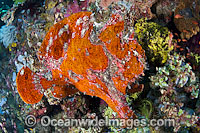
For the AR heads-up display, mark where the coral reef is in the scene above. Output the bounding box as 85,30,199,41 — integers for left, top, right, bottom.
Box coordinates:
64,0,88,17
135,18,173,64
154,0,179,24
42,0,88,26
129,0,157,21
174,0,200,40
61,95,89,118
89,0,119,10
150,53,199,131
0,0,200,132
1,6,17,26
0,25,17,48
174,32,200,71
89,0,156,25
13,0,26,5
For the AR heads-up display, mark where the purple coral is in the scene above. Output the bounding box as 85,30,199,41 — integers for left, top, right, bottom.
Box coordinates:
64,0,88,17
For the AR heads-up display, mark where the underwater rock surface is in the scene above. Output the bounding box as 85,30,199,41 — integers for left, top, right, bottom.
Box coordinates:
0,0,199,132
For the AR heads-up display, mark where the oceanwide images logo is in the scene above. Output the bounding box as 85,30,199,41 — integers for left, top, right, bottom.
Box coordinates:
25,115,176,129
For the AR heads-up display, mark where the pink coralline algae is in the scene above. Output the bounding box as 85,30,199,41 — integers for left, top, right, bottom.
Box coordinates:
64,0,88,17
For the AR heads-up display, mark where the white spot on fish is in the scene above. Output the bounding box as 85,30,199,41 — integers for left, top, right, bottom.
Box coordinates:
58,28,65,37
54,35,57,40
76,18,82,26
20,69,24,76
64,24,69,30
85,48,89,56
81,28,87,38
83,16,89,21
133,50,139,56
128,51,131,55
72,32,75,38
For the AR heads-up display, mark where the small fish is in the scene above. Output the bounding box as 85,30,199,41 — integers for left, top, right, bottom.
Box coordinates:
199,41,200,45
169,33,173,38
182,39,187,42
192,21,198,25
183,30,189,33
178,39,181,42
180,48,184,51
174,14,183,19
174,33,179,36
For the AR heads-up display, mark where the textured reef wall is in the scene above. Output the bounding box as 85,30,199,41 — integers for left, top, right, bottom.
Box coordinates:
0,0,199,132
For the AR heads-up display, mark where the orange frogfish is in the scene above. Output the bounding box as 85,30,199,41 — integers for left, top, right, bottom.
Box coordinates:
16,12,146,119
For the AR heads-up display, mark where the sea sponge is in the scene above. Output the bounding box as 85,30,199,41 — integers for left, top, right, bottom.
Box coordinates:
0,25,17,48
135,18,173,64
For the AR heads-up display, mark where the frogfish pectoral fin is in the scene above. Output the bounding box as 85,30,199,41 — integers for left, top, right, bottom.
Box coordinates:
16,66,44,104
